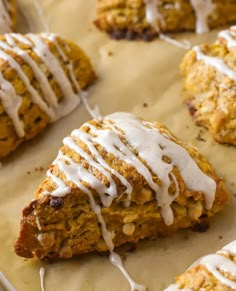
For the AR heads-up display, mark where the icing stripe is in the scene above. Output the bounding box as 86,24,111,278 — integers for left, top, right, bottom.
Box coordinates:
0,272,16,291
218,27,236,49
193,46,236,82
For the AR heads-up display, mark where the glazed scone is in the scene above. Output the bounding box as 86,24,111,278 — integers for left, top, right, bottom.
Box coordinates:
0,33,96,159
15,112,229,261
94,0,236,40
181,26,236,145
0,0,16,33
165,240,236,291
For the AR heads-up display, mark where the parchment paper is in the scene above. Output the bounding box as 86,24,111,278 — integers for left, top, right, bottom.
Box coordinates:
0,1,236,290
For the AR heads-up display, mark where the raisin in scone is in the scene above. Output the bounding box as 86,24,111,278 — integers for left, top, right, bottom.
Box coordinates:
15,112,229,260
0,33,96,159
181,26,236,145
94,0,236,40
0,0,16,33
165,240,236,291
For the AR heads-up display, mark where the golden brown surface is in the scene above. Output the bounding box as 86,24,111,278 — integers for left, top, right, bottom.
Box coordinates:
181,28,236,145
15,116,229,260
94,0,236,40
0,33,96,160
167,246,236,290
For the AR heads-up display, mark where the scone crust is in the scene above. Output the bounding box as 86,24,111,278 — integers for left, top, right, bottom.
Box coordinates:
94,0,236,40
15,117,229,260
181,32,236,145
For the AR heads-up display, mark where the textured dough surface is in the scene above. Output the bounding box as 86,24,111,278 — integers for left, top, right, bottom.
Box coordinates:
181,27,236,145
94,0,236,40
0,33,96,159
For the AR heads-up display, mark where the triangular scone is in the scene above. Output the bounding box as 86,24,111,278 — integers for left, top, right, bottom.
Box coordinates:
0,0,16,33
0,33,96,159
165,240,236,290
181,26,236,145
15,112,229,260
94,0,236,40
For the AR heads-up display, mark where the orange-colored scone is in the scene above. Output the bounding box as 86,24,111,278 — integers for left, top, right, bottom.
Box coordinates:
181,26,236,145
0,0,16,33
94,0,236,40
0,33,96,159
165,240,236,291
15,112,229,260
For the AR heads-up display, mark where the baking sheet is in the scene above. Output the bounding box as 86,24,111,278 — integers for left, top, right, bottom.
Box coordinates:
0,1,236,290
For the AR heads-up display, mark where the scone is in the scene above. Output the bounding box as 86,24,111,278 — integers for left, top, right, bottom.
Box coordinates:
181,26,236,145
0,33,96,159
0,0,16,33
165,240,236,291
15,112,229,260
94,0,236,40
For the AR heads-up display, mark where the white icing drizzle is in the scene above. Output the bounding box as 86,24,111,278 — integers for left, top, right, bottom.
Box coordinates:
143,0,215,37
218,27,236,50
190,0,215,34
0,272,16,291
39,267,46,291
143,1,190,49
144,0,164,33
0,33,83,137
44,112,217,291
52,154,146,291
165,241,236,291
34,210,42,230
193,46,236,82
0,0,11,33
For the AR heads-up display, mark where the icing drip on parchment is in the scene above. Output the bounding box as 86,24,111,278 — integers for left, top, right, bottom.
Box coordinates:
0,0,12,33
144,0,215,37
165,241,236,290
190,0,215,34
0,33,82,137
0,272,16,291
39,267,46,291
43,112,216,290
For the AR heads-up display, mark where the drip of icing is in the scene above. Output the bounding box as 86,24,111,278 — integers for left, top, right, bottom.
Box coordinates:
190,0,215,34
53,154,146,291
144,0,164,32
143,1,191,49
39,267,46,291
218,27,236,50
34,210,42,230
0,33,83,137
0,0,11,33
159,34,190,50
79,91,103,120
193,46,236,82
0,272,16,291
